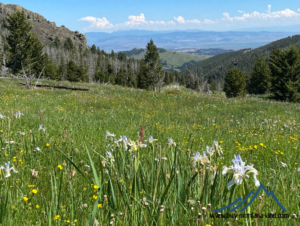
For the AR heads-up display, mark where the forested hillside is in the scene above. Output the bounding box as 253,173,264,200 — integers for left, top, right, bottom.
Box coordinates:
188,35,300,82
121,48,211,71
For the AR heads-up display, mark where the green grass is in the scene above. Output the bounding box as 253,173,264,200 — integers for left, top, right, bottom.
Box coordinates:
0,79,299,225
124,48,211,71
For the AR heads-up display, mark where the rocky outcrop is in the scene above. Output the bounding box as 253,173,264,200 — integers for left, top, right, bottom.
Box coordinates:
0,3,87,48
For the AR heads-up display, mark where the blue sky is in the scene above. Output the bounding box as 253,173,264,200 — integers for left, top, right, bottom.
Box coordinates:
2,0,300,32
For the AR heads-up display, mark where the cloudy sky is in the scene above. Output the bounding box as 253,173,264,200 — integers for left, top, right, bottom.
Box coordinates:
3,0,300,32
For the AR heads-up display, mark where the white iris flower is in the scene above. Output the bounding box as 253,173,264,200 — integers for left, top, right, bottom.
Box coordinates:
222,154,260,189
0,161,18,177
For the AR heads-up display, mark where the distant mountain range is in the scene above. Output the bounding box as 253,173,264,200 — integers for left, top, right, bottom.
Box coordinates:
85,30,300,52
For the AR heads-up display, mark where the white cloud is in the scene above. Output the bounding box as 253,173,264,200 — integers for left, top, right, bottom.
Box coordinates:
203,19,214,24
80,16,113,29
126,13,146,25
223,5,300,22
174,16,201,24
174,16,185,24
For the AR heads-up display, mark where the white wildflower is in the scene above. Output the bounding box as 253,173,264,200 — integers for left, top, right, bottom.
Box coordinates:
222,154,260,189
0,161,18,177
168,138,176,146
14,111,24,118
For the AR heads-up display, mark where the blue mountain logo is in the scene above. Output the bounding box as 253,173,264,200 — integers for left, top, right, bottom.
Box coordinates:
212,184,287,212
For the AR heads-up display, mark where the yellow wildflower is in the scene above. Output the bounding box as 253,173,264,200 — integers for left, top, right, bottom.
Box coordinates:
23,197,28,202
54,215,60,220
58,165,63,170
32,189,38,194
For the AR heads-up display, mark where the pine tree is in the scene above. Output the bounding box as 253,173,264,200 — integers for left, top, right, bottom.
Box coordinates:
249,56,271,94
44,53,59,80
4,9,32,73
143,39,163,91
111,50,116,60
23,34,45,76
270,46,300,101
137,60,149,89
66,60,84,82
224,67,247,98
116,67,126,86
64,37,74,51
53,37,61,48
126,63,136,88
91,44,97,54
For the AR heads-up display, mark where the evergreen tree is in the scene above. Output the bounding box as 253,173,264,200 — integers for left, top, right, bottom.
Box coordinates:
116,67,126,86
53,37,61,48
91,44,97,54
23,34,45,76
4,10,32,73
111,50,116,60
117,52,127,61
44,53,59,80
127,63,136,88
64,37,74,51
249,56,271,94
66,60,84,82
224,67,247,98
137,60,149,89
94,68,108,83
143,39,163,91
107,62,115,84
270,46,300,101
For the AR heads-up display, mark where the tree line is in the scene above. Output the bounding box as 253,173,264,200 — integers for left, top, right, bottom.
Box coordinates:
224,45,300,102
0,9,191,91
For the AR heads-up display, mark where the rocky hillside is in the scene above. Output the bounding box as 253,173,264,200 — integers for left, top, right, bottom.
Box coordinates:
0,3,87,48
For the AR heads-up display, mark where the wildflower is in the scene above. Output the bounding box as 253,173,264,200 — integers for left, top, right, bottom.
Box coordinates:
17,131,26,135
222,154,260,189
38,124,46,132
35,147,41,152
148,136,158,144
45,143,50,147
54,215,60,220
0,161,18,177
14,111,24,118
105,131,115,139
161,157,167,160
270,168,276,173
98,204,102,208
58,165,63,170
128,140,138,151
5,140,15,144
168,138,176,146
36,205,40,209
31,189,38,194
192,151,210,166
254,145,258,149
281,162,287,168
23,197,28,202
211,141,223,155
205,146,214,157
31,169,38,178
93,185,99,189
0,114,5,119
107,151,115,162
93,195,98,200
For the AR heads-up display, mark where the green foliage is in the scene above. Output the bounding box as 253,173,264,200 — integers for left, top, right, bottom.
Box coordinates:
249,56,271,94
270,46,300,102
44,53,59,80
66,60,85,82
224,67,247,98
90,44,97,54
4,10,32,73
22,34,45,76
117,52,127,61
137,60,149,89
143,39,163,90
64,37,74,51
188,35,300,81
94,69,108,83
53,36,61,48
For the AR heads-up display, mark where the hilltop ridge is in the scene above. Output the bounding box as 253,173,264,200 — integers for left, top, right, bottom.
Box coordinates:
0,3,87,48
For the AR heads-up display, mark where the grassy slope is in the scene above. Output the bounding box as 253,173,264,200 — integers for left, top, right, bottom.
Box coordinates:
0,79,299,225
123,48,211,70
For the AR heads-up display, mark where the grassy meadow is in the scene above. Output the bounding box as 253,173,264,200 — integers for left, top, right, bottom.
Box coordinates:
0,79,300,225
